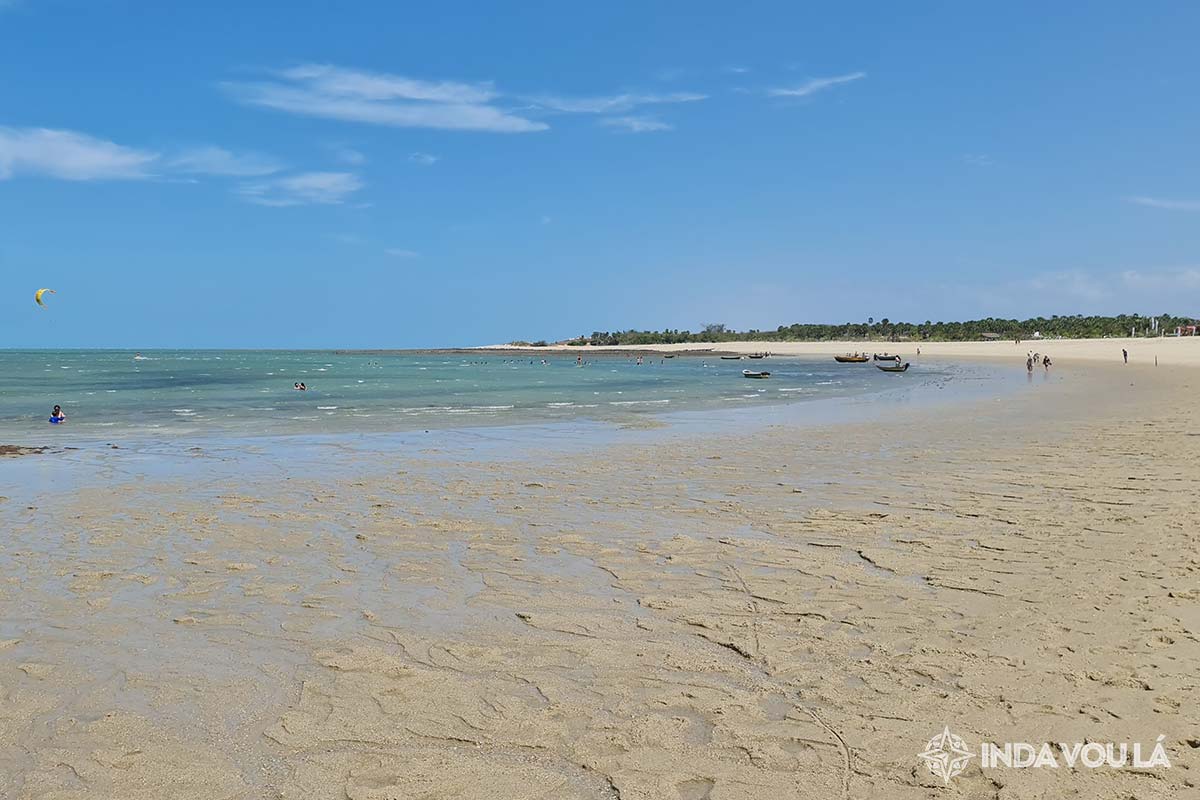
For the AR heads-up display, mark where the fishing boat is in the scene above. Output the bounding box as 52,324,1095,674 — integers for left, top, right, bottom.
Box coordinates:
834,354,870,363
874,353,902,362
876,362,910,373
720,355,743,360
663,354,676,359
742,369,771,379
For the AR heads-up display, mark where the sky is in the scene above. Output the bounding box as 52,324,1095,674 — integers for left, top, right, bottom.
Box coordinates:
1,1,1198,348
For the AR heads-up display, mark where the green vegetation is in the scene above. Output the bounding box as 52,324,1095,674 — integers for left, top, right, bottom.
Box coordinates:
551,314,1197,346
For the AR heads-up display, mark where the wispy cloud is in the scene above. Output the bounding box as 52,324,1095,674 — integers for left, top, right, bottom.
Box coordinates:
961,153,995,168
1120,267,1200,291
1128,196,1200,212
767,71,866,98
1026,269,1112,304
0,126,158,180
330,145,366,165
409,151,439,166
384,248,419,258
600,116,672,133
169,145,283,176
224,64,546,133
237,171,363,206
526,91,706,114
280,64,497,104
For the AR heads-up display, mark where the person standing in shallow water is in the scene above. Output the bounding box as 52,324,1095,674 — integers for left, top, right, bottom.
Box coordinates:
49,405,66,424
1123,349,1129,364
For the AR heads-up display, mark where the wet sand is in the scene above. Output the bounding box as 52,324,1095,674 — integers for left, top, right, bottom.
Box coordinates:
0,361,1196,798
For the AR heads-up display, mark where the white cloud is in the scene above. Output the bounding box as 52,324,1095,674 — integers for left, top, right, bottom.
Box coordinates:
409,151,439,165
0,126,158,180
526,91,706,114
1128,196,1200,212
169,145,283,176
959,266,1200,315
600,116,672,133
224,64,546,133
1120,267,1200,291
961,153,995,167
279,64,497,104
331,146,366,165
384,248,419,258
1026,269,1112,304
237,171,363,206
767,71,866,98
723,65,751,74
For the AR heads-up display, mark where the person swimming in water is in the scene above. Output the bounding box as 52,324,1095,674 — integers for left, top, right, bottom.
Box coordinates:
49,405,66,424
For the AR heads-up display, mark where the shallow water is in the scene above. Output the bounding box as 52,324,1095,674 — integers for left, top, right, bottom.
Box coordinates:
0,349,1001,443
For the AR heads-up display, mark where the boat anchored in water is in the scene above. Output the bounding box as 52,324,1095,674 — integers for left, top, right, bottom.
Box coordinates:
742,369,771,379
876,362,910,372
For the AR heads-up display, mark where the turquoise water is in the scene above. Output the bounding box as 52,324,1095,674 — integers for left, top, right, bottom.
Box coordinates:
0,349,982,442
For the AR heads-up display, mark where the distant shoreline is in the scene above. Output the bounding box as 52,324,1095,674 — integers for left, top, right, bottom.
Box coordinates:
472,336,1200,365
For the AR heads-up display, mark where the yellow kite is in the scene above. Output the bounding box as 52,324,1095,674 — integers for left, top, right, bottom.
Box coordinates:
35,288,55,307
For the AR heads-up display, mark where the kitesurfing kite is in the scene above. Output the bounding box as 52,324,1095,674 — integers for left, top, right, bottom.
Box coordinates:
35,288,55,307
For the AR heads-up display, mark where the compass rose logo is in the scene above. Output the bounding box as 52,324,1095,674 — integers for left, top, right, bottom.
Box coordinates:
918,726,974,783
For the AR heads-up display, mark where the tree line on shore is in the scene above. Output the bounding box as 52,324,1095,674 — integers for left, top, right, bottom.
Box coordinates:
510,314,1197,347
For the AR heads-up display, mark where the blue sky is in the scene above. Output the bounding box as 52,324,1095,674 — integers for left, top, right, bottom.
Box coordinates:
1,1,1197,348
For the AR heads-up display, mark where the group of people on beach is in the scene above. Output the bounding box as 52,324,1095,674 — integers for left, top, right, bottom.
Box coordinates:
1027,351,1052,372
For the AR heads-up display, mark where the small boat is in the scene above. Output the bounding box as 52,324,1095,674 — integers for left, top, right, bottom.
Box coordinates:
747,353,766,359
721,355,743,360
876,362,910,373
742,369,771,379
834,354,870,363
873,353,901,362
663,354,676,359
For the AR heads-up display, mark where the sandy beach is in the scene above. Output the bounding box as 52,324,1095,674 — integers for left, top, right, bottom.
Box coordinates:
0,358,1196,799
483,336,1200,367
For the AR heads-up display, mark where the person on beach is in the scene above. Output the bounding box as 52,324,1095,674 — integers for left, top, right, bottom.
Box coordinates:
1043,355,1051,369
1026,357,1034,373
49,405,66,424
1122,349,1129,364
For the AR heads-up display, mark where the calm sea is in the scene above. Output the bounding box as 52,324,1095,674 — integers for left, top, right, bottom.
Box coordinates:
0,349,978,442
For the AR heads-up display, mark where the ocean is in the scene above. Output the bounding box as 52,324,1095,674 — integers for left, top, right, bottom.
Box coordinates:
0,349,992,443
